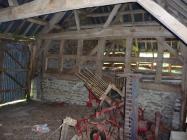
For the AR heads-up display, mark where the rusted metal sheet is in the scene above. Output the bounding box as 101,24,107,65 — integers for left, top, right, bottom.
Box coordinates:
0,44,30,103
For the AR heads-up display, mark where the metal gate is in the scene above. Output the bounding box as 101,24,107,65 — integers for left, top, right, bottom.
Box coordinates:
0,43,30,104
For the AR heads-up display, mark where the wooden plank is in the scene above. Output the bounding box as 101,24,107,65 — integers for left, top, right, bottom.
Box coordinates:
103,4,121,28
0,0,135,22
41,26,173,40
137,0,187,44
74,10,80,31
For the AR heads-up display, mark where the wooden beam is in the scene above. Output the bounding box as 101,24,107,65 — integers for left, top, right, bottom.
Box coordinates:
88,45,98,56
96,39,106,76
168,0,187,19
8,0,61,29
59,40,65,72
41,26,173,40
30,44,37,77
0,47,4,93
4,22,14,33
103,4,121,28
67,22,160,30
0,0,186,44
129,4,135,24
74,10,81,31
61,54,181,64
155,37,164,83
0,33,35,41
125,37,133,72
0,0,135,22
76,40,83,71
36,40,51,58
8,0,18,6
159,39,183,62
169,0,187,14
113,4,127,23
40,12,66,34
24,22,34,35
180,42,187,128
43,40,50,72
87,9,146,18
27,18,62,29
155,0,165,7
137,0,187,44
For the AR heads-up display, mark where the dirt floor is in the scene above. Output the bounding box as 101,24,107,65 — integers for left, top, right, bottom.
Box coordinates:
0,101,94,140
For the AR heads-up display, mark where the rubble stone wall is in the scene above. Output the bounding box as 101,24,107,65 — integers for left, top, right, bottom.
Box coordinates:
41,78,88,105
138,89,181,126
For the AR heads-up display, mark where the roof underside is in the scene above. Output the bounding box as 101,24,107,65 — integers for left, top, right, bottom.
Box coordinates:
0,0,186,39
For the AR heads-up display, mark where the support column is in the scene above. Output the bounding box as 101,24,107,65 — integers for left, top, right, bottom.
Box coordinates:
59,40,65,72
42,40,50,73
125,37,133,72
180,42,187,128
0,45,4,102
96,39,106,76
155,38,164,83
30,43,37,77
76,40,83,72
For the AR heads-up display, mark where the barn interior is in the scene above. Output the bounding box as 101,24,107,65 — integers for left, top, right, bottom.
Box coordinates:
0,0,187,140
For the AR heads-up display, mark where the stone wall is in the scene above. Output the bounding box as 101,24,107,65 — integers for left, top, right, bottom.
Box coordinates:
41,77,88,105
41,77,181,126
138,89,181,127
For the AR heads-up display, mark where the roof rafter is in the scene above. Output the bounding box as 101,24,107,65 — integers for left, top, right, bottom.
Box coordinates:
40,12,66,34
0,0,136,22
7,0,62,36
0,0,186,44
103,4,121,28
137,0,187,44
8,0,18,6
27,18,62,29
74,10,80,31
